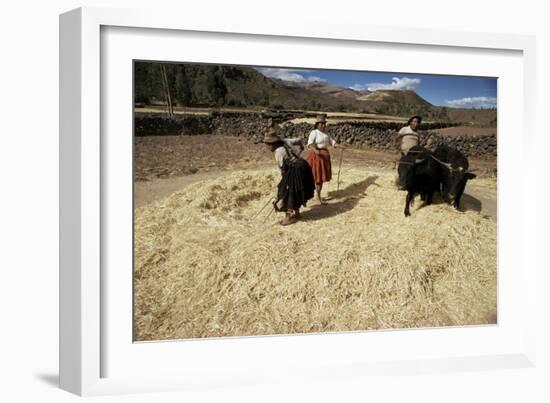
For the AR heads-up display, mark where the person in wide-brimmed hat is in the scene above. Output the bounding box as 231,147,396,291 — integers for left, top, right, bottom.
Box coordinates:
407,115,422,126
306,113,345,204
263,128,314,226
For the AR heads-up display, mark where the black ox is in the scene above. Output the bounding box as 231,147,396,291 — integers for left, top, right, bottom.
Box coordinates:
398,145,476,216
398,146,442,217
433,144,477,209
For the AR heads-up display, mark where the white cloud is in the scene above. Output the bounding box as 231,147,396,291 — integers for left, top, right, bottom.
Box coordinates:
306,76,327,83
349,77,421,91
363,77,421,91
445,96,497,109
349,84,368,91
255,68,325,83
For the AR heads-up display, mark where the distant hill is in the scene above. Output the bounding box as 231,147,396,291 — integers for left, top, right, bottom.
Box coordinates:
277,79,363,100
356,89,434,116
358,89,431,106
134,62,496,125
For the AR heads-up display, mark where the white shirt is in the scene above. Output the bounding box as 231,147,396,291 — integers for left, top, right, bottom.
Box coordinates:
398,126,418,136
274,138,302,168
307,129,336,150
398,126,419,154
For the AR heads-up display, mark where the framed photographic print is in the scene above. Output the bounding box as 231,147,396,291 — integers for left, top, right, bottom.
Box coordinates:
60,6,537,396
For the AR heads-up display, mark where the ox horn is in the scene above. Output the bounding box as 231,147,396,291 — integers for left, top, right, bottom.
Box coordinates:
430,154,453,170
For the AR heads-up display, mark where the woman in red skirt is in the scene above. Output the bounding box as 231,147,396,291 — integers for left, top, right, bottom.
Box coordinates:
306,114,345,204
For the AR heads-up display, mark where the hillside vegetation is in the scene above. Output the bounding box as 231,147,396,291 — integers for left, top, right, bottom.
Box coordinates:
135,62,496,124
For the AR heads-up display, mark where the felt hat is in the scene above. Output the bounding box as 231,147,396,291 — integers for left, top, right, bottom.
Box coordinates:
315,113,328,124
407,115,422,126
263,127,281,143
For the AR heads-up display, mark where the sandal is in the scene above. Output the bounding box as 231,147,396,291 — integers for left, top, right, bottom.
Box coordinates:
280,216,298,226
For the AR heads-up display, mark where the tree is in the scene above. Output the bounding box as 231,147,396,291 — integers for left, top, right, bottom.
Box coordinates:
159,64,174,117
206,66,227,107
174,66,192,106
134,62,164,103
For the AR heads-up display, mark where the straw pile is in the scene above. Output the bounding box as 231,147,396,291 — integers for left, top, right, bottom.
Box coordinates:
134,167,497,341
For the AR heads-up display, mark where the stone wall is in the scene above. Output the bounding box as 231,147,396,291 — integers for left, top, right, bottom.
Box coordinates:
135,112,496,157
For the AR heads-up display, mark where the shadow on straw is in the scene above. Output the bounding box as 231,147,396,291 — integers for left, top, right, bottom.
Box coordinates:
301,175,379,221
414,191,482,214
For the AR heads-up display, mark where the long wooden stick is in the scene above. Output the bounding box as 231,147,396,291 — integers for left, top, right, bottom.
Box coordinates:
263,206,275,223
337,148,344,191
252,196,274,220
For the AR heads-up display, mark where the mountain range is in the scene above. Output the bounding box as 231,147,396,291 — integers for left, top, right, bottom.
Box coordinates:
134,62,496,124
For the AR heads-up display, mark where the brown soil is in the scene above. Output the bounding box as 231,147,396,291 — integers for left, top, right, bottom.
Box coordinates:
433,126,497,137
134,135,273,181
135,134,496,181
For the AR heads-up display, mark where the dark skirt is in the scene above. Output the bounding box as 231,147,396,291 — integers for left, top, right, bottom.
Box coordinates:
276,158,315,211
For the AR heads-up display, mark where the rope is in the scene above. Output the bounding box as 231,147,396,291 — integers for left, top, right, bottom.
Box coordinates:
395,152,452,170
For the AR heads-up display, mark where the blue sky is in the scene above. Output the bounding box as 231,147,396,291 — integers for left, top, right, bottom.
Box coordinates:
255,67,497,109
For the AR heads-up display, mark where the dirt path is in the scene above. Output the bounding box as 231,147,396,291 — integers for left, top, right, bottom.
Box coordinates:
462,182,497,220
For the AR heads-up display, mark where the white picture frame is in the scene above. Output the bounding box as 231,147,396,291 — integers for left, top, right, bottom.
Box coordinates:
60,6,537,396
